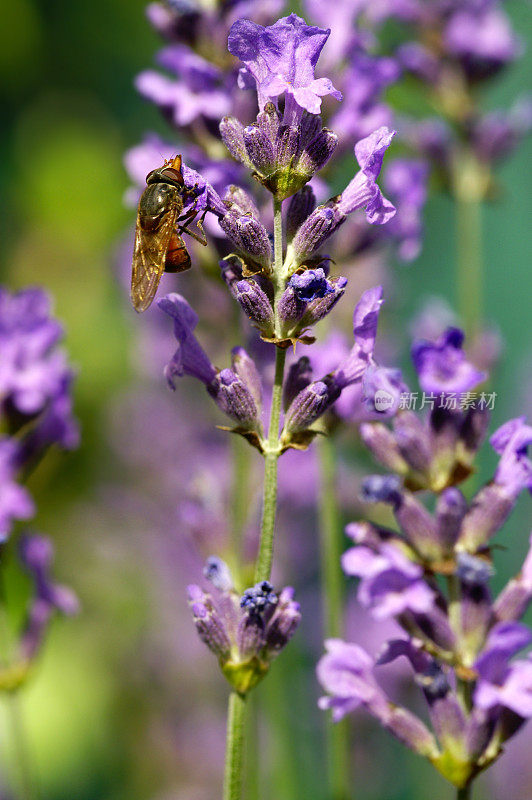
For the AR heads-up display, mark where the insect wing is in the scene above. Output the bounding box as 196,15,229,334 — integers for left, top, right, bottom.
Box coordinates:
131,206,178,312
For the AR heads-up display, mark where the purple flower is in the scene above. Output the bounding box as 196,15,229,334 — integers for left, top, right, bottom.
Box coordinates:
475,622,532,717
385,159,429,261
336,127,397,225
135,45,232,127
412,327,486,395
317,639,390,721
0,288,69,416
0,439,34,541
19,533,79,660
228,14,342,120
158,293,218,388
491,417,532,498
333,286,384,390
342,542,435,619
281,287,385,441
444,5,519,72
158,294,263,432
317,639,438,757
331,51,400,144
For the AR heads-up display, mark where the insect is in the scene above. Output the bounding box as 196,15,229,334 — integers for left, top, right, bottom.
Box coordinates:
131,155,207,312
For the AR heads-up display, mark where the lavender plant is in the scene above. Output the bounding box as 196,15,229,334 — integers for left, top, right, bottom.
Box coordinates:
318,329,532,799
123,2,532,799
128,10,400,798
0,287,79,796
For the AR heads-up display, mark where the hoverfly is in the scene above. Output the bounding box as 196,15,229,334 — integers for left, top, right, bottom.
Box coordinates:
131,155,207,312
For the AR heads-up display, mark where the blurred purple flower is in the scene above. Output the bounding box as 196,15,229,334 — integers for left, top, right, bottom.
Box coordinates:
412,327,486,395
0,439,34,540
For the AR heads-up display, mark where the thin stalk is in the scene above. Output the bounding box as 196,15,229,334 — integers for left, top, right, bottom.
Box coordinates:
223,691,247,800
318,437,350,799
6,693,37,800
457,785,472,800
255,346,286,583
451,149,486,341
255,197,286,584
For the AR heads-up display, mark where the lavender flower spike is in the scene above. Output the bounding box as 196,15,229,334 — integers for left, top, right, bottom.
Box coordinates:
228,14,342,121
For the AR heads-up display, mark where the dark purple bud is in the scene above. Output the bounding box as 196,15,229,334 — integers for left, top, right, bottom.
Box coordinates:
233,280,274,334
240,581,278,622
204,556,233,592
457,553,494,588
284,380,336,434
459,407,491,455
300,276,347,326
457,553,493,657
299,114,322,150
224,184,260,218
244,125,276,174
277,285,307,328
286,186,316,240
231,347,263,412
297,128,338,178
219,212,272,269
209,368,260,427
435,488,468,552
283,357,313,411
276,125,301,168
187,585,232,659
288,268,335,303
220,116,251,166
290,205,342,265
361,474,402,506
264,587,301,655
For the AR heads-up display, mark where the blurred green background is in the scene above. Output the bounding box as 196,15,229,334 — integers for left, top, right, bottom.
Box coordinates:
0,1,531,798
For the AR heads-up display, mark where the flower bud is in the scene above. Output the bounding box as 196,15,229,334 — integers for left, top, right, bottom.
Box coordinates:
284,379,339,434
244,124,276,174
209,368,261,428
290,205,342,267
219,212,272,269
220,116,251,166
283,357,313,411
297,128,338,178
286,186,316,240
231,347,263,411
233,280,275,335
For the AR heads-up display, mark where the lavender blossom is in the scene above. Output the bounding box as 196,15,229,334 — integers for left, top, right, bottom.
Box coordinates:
227,14,342,121
188,559,301,693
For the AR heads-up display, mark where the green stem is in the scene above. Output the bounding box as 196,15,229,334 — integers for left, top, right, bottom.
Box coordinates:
452,149,485,341
457,785,472,800
255,197,286,584
223,691,247,800
255,346,286,583
318,437,351,800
